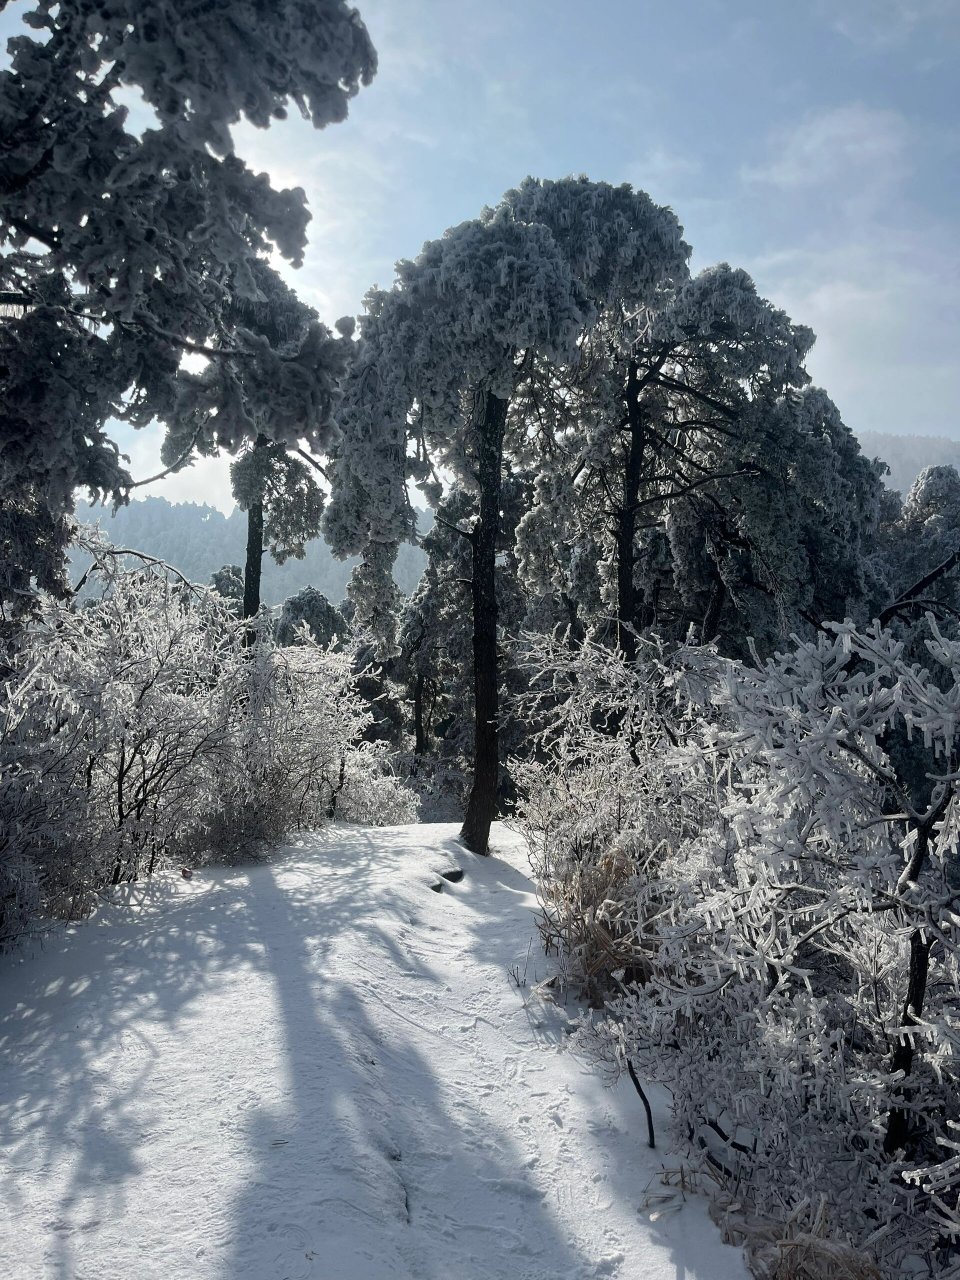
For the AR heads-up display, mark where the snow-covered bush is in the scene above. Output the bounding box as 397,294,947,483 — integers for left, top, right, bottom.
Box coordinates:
204,623,416,855
1,559,240,920
0,538,415,942
0,663,46,944
515,624,960,1277
180,632,415,866
513,633,716,999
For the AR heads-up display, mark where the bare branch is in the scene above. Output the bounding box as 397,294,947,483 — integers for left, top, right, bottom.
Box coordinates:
295,447,329,480
879,548,960,627
435,514,476,543
130,426,206,489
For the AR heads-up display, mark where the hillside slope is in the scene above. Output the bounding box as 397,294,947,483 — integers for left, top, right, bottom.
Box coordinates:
0,824,749,1280
72,496,429,605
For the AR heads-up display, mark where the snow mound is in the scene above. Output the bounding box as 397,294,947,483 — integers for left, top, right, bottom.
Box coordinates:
0,823,749,1279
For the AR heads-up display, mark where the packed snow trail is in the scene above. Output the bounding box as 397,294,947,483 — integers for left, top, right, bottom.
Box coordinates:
0,824,749,1280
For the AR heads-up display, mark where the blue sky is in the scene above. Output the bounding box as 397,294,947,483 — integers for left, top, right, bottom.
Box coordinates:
4,0,959,509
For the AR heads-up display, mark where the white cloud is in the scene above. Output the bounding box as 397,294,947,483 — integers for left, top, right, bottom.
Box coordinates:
745,233,960,439
820,0,960,49
742,103,909,191
623,148,701,205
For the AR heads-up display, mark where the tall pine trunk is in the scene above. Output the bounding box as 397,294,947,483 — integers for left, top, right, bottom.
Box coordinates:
615,360,644,663
460,390,508,855
884,927,932,1154
413,672,427,756
242,434,269,623
242,500,264,620
702,578,727,643
883,819,935,1156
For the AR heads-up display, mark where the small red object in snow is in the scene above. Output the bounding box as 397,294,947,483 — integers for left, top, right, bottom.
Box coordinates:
180,867,193,880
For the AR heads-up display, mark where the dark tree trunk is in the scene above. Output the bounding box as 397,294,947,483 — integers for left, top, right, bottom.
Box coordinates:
413,672,427,755
615,361,644,663
884,820,935,1155
242,434,269,624
560,590,584,648
243,499,264,621
884,926,932,1154
460,390,508,855
702,577,727,643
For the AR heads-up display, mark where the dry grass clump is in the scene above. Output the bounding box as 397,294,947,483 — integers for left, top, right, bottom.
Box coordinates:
711,1195,884,1280
535,832,656,1001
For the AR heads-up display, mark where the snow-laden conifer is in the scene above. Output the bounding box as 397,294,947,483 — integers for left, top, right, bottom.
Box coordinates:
514,265,882,657
0,0,374,617
326,177,689,850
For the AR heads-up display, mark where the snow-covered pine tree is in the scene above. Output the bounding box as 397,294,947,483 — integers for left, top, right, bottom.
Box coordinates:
276,586,346,648
515,265,884,659
165,266,353,620
397,489,477,766
230,435,327,619
325,177,689,852
210,564,245,611
0,0,375,621
877,466,960,625
395,479,529,814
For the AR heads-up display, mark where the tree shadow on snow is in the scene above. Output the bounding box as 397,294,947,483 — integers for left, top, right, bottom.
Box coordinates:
0,824,657,1280
0,863,304,1276
217,825,619,1280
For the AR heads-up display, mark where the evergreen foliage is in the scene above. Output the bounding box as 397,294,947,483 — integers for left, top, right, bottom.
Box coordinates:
0,0,375,618
326,177,690,850
276,586,346,648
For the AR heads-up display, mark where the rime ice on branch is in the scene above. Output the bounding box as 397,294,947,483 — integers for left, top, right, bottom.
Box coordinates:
0,0,375,618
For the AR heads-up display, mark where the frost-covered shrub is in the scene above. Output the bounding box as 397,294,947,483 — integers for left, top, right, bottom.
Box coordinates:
513,634,716,998
179,637,416,865
1,562,240,918
236,624,417,834
516,625,960,1277
0,541,415,941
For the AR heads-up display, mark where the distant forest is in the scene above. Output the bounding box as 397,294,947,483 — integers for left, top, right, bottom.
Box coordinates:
858,430,960,496
74,496,429,606
73,433,955,608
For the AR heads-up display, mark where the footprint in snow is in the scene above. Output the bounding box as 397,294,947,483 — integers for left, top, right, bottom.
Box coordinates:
592,1252,626,1276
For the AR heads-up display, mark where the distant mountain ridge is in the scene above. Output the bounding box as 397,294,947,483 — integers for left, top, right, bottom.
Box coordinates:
73,433,957,601
74,495,428,605
857,431,960,497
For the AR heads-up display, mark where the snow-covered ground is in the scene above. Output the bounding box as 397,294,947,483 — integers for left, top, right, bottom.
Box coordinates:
0,823,750,1280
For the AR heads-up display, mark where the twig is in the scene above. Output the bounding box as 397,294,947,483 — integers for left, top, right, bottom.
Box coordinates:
626,1057,656,1148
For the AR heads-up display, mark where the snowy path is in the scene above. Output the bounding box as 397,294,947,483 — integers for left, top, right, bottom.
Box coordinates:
0,823,749,1280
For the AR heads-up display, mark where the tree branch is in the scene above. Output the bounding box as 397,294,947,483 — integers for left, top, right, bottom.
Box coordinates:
627,468,759,514
879,548,960,627
626,1058,655,1148
73,544,202,597
435,514,476,543
129,427,206,489
4,215,61,250
654,374,739,421
295,447,329,480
